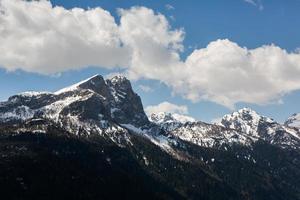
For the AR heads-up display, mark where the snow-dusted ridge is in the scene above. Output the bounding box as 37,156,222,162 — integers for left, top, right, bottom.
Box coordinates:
18,91,52,97
149,112,196,124
0,74,299,153
109,75,129,85
0,74,147,146
220,107,275,137
285,113,300,129
149,112,196,133
151,108,300,149
54,74,101,94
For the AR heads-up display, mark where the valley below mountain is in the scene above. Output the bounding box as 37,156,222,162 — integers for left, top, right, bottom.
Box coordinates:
0,75,299,200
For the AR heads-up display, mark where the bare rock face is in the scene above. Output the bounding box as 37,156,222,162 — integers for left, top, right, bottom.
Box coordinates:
106,75,149,127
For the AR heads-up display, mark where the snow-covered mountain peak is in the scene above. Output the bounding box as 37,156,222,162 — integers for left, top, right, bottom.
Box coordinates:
221,107,275,137
149,112,196,132
237,107,257,113
223,107,274,124
1,74,149,133
166,108,300,149
54,74,105,95
108,75,129,85
233,107,259,118
285,113,300,129
149,112,196,124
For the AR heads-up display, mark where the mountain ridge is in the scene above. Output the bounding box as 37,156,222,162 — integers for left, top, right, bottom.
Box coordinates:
1,74,300,151
1,74,300,200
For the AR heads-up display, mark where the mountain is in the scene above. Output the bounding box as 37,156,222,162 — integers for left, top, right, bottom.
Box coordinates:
0,75,151,144
220,108,300,148
149,112,196,131
1,74,148,126
0,75,300,200
285,113,300,130
151,108,300,149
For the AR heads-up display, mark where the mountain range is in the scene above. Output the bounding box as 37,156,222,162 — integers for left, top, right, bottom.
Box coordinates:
0,74,299,200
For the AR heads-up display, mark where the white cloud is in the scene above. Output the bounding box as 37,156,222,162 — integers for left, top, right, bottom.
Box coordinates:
176,39,300,108
1,0,300,109
118,6,184,81
132,38,300,109
244,0,264,11
165,4,175,10
139,85,153,93
145,101,188,115
0,0,130,74
244,0,257,6
211,117,223,124
169,15,176,21
0,0,184,76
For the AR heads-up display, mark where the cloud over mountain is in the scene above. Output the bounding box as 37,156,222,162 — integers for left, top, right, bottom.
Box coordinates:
145,102,188,116
1,0,300,109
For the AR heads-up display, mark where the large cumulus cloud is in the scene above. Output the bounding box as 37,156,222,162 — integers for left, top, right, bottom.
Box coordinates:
1,0,300,109
178,39,300,108
0,0,131,73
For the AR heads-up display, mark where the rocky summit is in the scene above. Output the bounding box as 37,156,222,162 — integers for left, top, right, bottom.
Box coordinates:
0,75,300,200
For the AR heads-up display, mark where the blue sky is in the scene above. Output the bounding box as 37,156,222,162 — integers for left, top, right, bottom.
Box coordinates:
0,0,300,123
